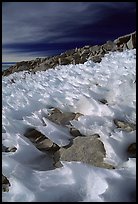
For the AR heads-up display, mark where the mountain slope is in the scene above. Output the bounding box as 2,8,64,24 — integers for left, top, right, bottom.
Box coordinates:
2,31,136,76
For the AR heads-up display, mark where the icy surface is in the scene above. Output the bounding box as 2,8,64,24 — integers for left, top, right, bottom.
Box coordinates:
2,49,136,202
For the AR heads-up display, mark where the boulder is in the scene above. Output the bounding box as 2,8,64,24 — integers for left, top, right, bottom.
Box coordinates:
54,135,114,169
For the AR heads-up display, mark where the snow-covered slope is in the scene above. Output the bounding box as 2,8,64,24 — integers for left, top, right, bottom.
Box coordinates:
2,49,136,202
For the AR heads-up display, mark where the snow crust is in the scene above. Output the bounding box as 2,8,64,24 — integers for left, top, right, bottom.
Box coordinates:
2,49,136,202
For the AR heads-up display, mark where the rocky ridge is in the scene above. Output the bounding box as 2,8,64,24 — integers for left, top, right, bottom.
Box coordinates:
2,31,136,76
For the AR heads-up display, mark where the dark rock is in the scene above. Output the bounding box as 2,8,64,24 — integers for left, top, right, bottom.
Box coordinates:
2,174,11,192
73,53,82,64
24,128,46,143
2,144,17,152
24,128,59,153
99,99,108,105
69,127,84,137
127,143,136,158
58,56,72,65
90,55,102,63
7,147,17,152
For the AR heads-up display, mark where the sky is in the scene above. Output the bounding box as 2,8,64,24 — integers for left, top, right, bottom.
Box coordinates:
2,2,136,62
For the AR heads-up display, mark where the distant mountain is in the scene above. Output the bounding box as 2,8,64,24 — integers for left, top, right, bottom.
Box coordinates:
2,31,136,76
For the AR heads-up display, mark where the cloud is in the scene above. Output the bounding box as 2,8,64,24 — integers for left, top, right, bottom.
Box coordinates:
2,2,136,62
2,2,135,44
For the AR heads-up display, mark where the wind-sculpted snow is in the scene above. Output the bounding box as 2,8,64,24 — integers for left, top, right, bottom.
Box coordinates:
2,49,136,202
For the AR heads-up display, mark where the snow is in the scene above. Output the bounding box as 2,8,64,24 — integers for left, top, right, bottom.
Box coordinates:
2,49,136,202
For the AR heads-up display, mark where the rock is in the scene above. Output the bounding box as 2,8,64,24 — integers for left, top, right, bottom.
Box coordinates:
24,128,46,143
58,56,72,65
24,128,59,153
35,139,54,151
99,98,108,105
47,108,83,126
90,55,102,63
7,147,17,152
2,174,11,192
2,144,8,152
114,119,136,132
24,109,83,152
69,127,84,137
2,144,17,152
127,143,136,158
103,40,117,51
54,135,114,169
90,45,100,54
73,53,82,64
114,31,136,50
47,108,84,138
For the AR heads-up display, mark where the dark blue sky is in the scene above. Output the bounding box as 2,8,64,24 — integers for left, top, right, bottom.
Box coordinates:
2,2,136,62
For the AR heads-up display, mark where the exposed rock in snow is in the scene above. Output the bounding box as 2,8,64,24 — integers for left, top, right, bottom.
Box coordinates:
114,119,136,132
127,143,136,158
2,174,11,192
2,32,136,76
54,135,114,169
69,127,84,137
2,144,17,153
47,108,83,126
24,128,60,153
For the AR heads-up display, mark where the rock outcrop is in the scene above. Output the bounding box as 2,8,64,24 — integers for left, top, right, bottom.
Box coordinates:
2,31,136,76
